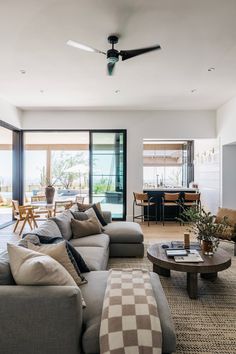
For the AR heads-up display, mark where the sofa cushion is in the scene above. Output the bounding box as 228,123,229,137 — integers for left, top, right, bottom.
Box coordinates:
77,202,102,213
76,246,108,271
71,211,89,221
216,207,236,226
71,217,102,238
7,243,77,287
70,234,110,249
102,211,112,224
103,222,143,244
70,203,79,213
80,271,176,354
91,204,107,226
85,208,105,229
0,249,15,285
23,234,90,274
24,219,62,238
28,241,86,286
51,210,74,240
80,271,108,354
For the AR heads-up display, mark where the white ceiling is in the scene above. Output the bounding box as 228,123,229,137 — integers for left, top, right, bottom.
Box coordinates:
0,0,236,110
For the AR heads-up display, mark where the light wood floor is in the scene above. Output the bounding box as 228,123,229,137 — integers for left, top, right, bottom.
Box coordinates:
0,219,190,250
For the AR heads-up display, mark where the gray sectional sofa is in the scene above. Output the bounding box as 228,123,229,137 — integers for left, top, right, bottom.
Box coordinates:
0,208,176,354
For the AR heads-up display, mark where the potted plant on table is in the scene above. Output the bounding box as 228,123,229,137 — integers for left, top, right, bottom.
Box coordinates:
179,207,229,255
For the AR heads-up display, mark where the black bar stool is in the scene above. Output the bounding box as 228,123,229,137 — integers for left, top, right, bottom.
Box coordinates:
161,192,181,226
133,192,157,226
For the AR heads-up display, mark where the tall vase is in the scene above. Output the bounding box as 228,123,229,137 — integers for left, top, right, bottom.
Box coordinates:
45,185,55,204
202,240,214,256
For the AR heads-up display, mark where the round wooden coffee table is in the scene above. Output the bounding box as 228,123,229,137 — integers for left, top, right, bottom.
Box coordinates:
147,243,231,299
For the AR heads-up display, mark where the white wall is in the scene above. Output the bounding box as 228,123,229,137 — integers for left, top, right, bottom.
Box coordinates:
217,96,236,145
0,97,22,128
217,96,236,209
194,139,220,213
222,145,236,209
22,109,216,219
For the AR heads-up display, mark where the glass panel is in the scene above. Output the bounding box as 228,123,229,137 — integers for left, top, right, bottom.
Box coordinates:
51,150,89,202
0,126,13,226
143,141,188,188
24,132,90,204
24,150,47,203
91,132,125,219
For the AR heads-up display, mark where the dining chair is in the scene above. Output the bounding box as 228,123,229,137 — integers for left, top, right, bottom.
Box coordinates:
30,195,50,218
12,200,40,236
133,192,157,227
54,200,73,216
75,196,85,204
31,195,46,203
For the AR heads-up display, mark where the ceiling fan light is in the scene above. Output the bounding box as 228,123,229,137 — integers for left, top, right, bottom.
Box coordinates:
108,57,119,64
66,40,95,52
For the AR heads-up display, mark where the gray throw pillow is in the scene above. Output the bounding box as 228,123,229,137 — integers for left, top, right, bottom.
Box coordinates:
24,219,62,239
72,211,89,221
51,210,74,240
0,250,15,285
71,217,102,238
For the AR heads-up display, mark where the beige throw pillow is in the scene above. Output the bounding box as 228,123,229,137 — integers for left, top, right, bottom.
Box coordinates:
77,202,102,213
216,207,236,226
7,243,76,287
85,207,104,229
71,216,102,238
27,241,85,286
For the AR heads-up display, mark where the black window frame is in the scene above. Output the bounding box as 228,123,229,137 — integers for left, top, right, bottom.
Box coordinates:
23,129,127,221
0,120,23,228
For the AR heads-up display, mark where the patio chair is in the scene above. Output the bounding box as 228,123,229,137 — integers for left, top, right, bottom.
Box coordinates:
54,200,73,216
75,196,85,204
12,200,40,236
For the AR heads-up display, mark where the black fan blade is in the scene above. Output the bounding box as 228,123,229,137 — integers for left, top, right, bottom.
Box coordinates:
119,45,161,61
107,62,116,76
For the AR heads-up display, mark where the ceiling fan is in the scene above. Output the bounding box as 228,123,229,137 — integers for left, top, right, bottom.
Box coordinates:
67,35,161,76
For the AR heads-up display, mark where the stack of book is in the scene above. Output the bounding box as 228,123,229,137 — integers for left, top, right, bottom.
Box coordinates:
165,246,204,263
174,250,204,263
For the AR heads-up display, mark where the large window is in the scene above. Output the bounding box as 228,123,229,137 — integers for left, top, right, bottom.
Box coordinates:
24,132,90,203
24,131,126,219
0,126,13,226
143,140,193,188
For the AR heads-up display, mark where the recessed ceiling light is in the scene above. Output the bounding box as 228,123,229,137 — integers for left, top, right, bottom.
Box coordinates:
20,69,26,74
115,89,120,94
208,67,215,72
191,89,197,93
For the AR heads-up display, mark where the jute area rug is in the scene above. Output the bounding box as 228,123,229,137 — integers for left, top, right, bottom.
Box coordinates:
108,241,236,354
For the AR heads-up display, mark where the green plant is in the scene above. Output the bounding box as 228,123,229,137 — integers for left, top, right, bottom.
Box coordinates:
51,152,88,189
179,207,229,246
93,177,112,194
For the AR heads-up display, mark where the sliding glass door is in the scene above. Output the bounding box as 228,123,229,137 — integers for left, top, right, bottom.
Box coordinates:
90,131,126,219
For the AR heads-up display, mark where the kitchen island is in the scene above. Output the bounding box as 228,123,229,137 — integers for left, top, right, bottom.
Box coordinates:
143,187,198,222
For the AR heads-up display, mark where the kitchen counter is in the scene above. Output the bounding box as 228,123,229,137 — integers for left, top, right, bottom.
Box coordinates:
143,188,198,222
143,187,197,192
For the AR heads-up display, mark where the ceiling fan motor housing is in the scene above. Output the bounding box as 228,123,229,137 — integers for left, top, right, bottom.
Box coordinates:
107,49,119,63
